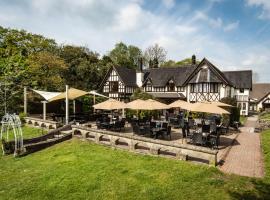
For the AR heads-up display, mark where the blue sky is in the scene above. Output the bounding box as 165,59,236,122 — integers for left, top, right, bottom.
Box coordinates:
0,0,270,82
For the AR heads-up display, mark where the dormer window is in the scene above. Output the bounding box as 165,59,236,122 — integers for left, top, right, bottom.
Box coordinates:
240,88,244,93
168,80,175,92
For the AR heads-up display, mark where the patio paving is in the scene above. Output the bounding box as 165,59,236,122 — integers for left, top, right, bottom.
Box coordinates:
219,115,264,178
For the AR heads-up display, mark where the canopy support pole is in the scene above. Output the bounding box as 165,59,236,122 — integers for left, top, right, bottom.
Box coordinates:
65,85,69,125
24,86,27,115
42,101,47,120
73,100,76,114
93,94,96,113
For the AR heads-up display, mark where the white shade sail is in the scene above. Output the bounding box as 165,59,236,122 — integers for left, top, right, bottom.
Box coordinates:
89,90,109,98
32,89,61,101
48,88,88,102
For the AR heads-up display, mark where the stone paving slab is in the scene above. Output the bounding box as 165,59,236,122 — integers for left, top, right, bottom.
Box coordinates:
219,116,264,178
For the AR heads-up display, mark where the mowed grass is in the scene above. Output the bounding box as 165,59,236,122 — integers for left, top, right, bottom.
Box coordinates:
1,126,47,141
0,129,270,200
260,112,270,121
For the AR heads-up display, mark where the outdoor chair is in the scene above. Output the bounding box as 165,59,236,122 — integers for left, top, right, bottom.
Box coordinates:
141,126,152,136
162,122,168,129
209,132,220,149
160,126,172,140
150,121,156,128
210,122,217,134
132,125,142,135
192,132,204,146
220,121,230,134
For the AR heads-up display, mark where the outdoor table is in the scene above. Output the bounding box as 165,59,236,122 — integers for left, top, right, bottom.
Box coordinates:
151,127,166,139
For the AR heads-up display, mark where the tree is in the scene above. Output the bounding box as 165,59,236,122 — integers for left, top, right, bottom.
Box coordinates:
108,42,142,69
144,43,167,68
59,45,101,90
27,51,67,91
161,57,200,67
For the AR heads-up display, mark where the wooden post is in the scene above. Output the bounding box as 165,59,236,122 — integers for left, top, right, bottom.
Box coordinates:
65,85,69,125
42,101,47,120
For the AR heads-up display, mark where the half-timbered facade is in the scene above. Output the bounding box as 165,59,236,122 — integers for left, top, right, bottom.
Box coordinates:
100,57,253,115
100,66,137,101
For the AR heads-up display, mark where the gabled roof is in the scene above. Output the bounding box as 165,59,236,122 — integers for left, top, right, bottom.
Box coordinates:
114,66,137,87
99,66,138,89
250,83,270,102
143,65,196,87
183,58,231,86
223,70,252,89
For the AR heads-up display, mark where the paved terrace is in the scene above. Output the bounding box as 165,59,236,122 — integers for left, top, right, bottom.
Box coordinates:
219,116,264,178
83,122,239,164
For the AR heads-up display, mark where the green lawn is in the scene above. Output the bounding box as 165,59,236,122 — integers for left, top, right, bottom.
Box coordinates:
0,129,270,200
240,116,247,125
1,126,47,141
260,112,270,121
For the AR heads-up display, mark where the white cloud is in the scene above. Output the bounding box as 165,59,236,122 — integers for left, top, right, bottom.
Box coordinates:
162,0,175,9
223,21,239,31
0,0,268,82
246,0,270,19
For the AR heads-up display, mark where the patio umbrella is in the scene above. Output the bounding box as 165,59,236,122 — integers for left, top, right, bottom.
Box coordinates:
169,100,193,110
127,99,169,110
93,98,127,110
126,99,147,110
189,102,230,115
145,99,170,110
48,88,88,102
210,101,234,107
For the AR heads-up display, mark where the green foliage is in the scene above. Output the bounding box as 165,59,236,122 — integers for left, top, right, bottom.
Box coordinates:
109,42,142,69
220,97,240,124
131,88,154,100
161,58,200,67
19,112,27,123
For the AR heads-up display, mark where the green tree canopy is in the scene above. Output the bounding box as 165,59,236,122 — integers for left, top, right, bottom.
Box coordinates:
108,42,142,69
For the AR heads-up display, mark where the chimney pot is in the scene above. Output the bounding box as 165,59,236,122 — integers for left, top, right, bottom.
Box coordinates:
192,55,196,65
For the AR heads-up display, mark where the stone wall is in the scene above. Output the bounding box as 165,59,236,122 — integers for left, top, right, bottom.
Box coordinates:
71,125,218,166
25,117,61,129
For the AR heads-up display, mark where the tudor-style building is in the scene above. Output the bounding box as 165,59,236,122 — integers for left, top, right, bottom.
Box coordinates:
100,56,253,115
249,83,270,112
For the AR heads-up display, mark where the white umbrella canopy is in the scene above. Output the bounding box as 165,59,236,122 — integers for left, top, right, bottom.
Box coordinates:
126,99,147,110
48,88,88,102
93,98,127,110
209,101,234,107
169,100,193,110
145,99,170,110
127,99,169,110
189,102,230,115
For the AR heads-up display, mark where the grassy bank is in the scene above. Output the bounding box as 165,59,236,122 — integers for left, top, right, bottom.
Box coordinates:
0,129,270,199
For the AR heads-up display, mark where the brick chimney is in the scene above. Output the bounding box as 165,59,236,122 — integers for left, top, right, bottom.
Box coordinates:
192,55,196,65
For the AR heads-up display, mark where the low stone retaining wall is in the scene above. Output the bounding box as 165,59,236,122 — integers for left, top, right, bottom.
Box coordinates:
25,117,61,130
2,125,72,156
71,125,218,166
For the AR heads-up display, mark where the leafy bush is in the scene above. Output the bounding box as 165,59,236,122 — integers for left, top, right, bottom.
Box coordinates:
220,97,240,124
19,112,27,123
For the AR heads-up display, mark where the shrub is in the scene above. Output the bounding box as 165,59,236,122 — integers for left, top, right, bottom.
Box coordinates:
220,97,240,124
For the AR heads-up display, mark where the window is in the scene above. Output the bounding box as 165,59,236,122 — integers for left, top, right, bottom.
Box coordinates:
146,82,152,92
210,83,218,93
110,81,118,92
177,86,185,92
168,82,175,92
240,88,244,93
242,102,246,110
